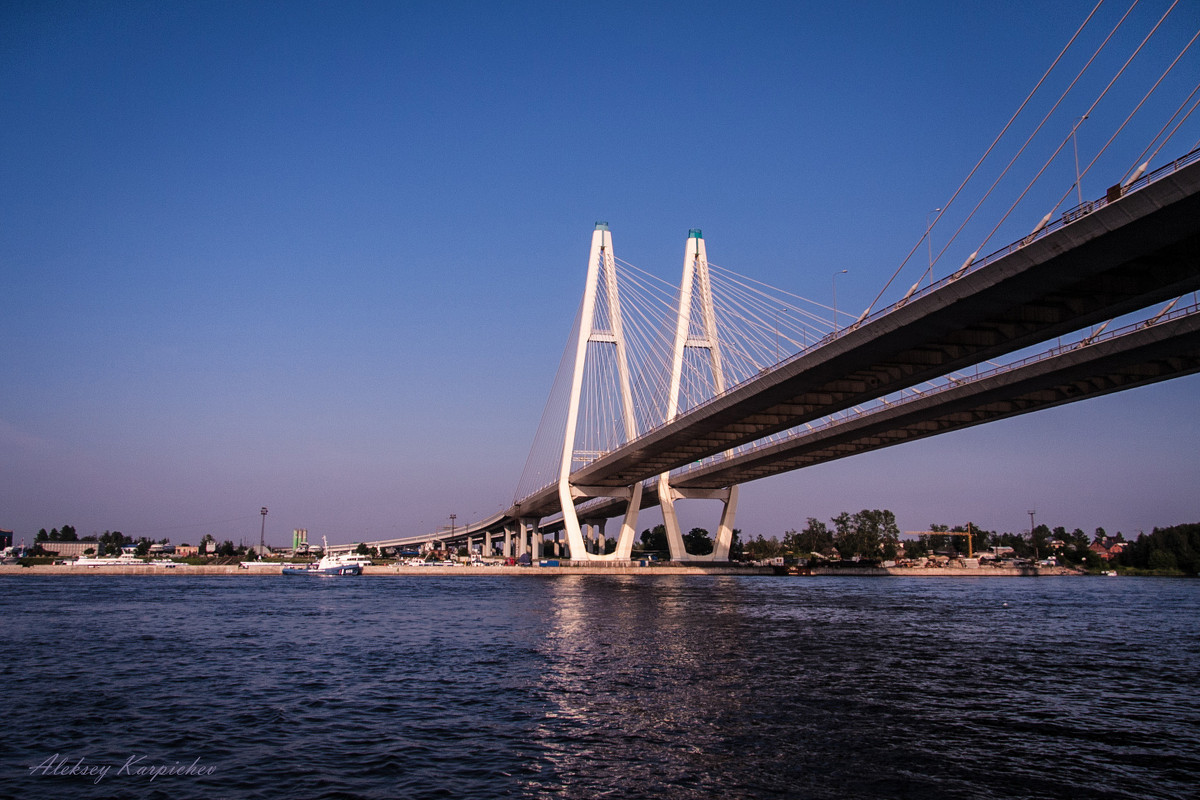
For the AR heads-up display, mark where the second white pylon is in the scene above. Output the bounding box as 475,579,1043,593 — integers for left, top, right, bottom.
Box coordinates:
657,228,739,561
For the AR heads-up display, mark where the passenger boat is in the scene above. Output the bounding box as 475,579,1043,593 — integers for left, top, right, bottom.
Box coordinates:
281,538,364,576
72,553,149,567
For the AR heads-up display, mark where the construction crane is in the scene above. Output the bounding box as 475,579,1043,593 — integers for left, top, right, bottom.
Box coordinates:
905,523,975,558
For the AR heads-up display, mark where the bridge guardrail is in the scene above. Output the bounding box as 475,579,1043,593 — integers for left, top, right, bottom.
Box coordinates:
668,300,1200,479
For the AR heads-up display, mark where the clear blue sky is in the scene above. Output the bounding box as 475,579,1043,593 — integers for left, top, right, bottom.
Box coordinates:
3,1,1197,547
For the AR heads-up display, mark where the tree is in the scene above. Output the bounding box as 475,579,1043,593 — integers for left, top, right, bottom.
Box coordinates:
904,536,928,559
791,518,833,555
356,542,370,555
1031,524,1051,560
36,529,48,542
857,510,900,559
1119,523,1200,574
684,527,713,556
1060,528,1091,565
743,535,783,560
833,510,894,560
99,530,129,556
640,525,668,554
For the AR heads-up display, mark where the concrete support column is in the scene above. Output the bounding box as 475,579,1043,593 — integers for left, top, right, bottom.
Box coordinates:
520,518,538,560
485,530,493,557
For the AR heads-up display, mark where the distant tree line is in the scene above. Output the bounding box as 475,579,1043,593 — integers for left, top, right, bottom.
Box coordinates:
639,511,1199,575
1117,523,1200,574
35,525,78,541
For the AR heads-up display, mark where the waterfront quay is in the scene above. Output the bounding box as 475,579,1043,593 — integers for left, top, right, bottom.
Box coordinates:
0,562,1082,576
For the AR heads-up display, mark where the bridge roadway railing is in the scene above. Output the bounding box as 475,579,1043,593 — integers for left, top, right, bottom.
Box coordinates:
562,299,1200,520
667,300,1200,484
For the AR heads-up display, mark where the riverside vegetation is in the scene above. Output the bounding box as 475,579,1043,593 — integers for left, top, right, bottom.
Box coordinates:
637,512,1200,576
13,517,1200,576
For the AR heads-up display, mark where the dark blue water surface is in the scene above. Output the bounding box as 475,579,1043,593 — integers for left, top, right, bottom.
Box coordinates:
1,574,1197,799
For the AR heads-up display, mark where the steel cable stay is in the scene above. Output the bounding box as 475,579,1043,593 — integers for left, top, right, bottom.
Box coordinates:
934,0,1142,285
1050,25,1198,216
709,271,831,341
515,299,585,502
1119,35,1200,184
969,0,1182,262
709,267,835,335
861,0,1114,319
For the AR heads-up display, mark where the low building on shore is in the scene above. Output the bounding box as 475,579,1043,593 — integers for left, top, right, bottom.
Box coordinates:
36,541,101,558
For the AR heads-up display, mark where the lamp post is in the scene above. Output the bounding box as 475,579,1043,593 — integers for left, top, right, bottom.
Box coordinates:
259,507,268,559
926,208,941,284
832,269,848,334
1028,508,1038,561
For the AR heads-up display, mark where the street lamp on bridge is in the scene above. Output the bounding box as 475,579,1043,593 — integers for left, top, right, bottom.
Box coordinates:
832,269,848,334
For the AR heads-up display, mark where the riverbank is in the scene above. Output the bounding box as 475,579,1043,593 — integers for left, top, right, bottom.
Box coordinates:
0,563,1085,576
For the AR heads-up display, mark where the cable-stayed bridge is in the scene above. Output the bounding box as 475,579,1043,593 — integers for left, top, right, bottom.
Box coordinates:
335,150,1200,559
326,5,1200,559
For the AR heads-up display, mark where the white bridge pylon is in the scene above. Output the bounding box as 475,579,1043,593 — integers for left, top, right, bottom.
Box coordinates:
557,224,740,562
557,222,643,561
658,228,738,561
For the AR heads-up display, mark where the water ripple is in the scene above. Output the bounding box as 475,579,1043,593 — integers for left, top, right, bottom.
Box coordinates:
1,575,1197,799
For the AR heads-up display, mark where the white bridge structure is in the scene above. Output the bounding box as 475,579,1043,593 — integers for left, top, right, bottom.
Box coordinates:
333,153,1200,561
327,8,1200,560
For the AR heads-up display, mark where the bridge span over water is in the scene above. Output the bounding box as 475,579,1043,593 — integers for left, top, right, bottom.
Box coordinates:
331,151,1200,560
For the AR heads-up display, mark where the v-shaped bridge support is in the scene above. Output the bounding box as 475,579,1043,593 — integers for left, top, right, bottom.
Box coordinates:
657,229,740,561
556,223,643,561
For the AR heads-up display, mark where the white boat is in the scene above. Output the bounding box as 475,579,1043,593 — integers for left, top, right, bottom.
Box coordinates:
72,554,149,567
281,538,363,576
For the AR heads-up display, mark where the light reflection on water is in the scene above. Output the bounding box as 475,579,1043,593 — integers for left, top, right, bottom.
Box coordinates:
1,575,1197,799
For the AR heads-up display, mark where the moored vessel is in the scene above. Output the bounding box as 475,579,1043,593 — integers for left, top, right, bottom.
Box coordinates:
281,538,363,576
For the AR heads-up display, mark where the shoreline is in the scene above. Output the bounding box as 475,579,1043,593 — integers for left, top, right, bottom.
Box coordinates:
0,563,1085,577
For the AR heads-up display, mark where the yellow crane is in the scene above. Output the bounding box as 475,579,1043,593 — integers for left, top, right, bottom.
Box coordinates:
905,523,975,558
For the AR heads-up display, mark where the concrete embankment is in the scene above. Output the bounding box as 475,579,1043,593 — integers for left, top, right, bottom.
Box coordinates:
0,563,772,576
0,563,1082,577
811,565,1083,577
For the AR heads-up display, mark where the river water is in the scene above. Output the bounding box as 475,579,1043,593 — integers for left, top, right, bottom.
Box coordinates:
1,574,1196,799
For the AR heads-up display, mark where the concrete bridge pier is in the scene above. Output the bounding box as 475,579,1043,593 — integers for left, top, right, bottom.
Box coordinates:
585,518,607,554
521,518,539,560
